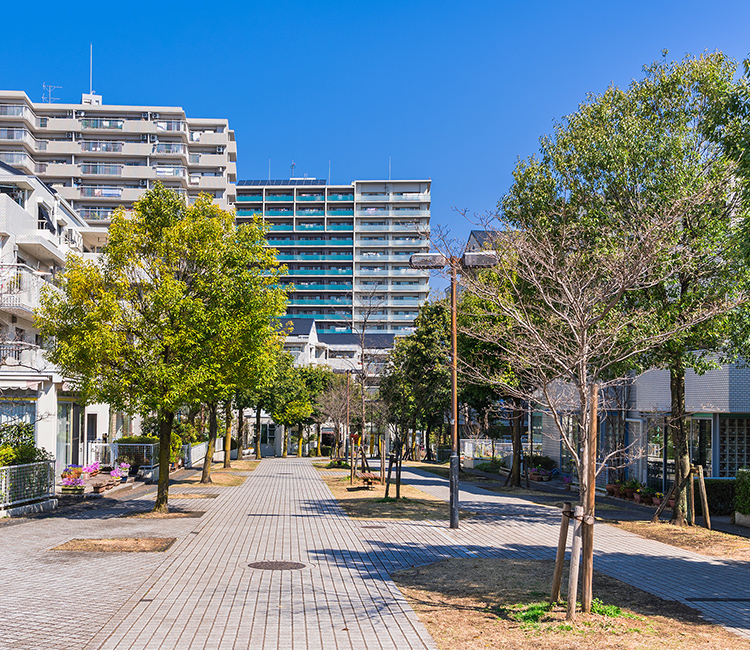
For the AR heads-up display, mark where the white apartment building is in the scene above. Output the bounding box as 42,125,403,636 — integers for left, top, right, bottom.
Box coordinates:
0,161,112,475
0,91,237,228
235,178,431,335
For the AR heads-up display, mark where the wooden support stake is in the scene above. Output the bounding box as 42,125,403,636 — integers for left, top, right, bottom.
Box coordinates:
697,465,711,530
551,501,572,603
566,505,584,622
581,384,597,613
651,481,676,523
688,466,696,527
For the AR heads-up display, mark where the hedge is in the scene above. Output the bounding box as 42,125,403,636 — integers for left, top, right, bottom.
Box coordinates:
735,470,750,516
320,445,331,457
694,477,737,517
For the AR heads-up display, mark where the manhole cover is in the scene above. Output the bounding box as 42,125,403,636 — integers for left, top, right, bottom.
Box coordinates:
248,561,307,570
361,525,386,529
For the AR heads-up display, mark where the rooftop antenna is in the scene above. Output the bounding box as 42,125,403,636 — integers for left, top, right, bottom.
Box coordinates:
291,160,296,178
42,83,62,104
89,43,94,94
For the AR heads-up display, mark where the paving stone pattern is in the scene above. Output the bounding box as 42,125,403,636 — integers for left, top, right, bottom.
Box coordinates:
0,460,748,649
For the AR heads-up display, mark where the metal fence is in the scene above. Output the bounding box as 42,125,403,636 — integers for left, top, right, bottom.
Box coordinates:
182,438,225,469
461,438,542,458
0,461,55,509
87,442,112,465
113,443,159,469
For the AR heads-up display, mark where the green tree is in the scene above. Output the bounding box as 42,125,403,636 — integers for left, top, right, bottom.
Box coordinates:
36,185,286,511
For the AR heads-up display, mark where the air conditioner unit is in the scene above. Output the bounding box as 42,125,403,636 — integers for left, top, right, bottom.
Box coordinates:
216,146,224,154
66,132,73,140
139,179,148,188
75,110,85,118
140,134,148,142
141,112,148,120
149,135,158,143
150,112,160,120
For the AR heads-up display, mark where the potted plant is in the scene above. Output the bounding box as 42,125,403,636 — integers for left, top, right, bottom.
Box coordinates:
529,467,552,481
82,461,100,477
623,479,640,500
613,482,623,498
605,482,616,496
639,486,656,505
563,476,573,491
118,462,131,481
652,491,664,506
60,477,85,495
92,481,107,494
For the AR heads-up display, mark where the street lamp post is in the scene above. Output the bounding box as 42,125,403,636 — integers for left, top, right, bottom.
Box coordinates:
410,250,499,529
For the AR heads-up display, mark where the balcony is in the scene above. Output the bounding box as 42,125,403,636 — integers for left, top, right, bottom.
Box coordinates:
268,224,293,231
153,143,185,155
277,254,353,261
0,340,43,369
236,194,262,202
0,104,31,119
296,224,324,231
328,194,354,201
0,152,33,172
285,269,352,275
287,313,348,320
81,118,124,130
237,209,263,217
296,195,325,202
0,264,61,317
297,209,324,216
266,194,294,201
80,163,123,176
266,210,293,216
290,298,353,305
291,283,352,291
327,224,353,231
78,207,116,221
80,186,123,198
328,209,354,216
155,166,186,178
81,141,124,153
356,193,390,201
155,120,186,132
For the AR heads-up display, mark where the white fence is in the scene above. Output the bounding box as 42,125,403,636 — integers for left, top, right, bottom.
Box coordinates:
460,438,542,459
113,443,159,469
182,438,224,469
87,442,112,465
0,461,55,509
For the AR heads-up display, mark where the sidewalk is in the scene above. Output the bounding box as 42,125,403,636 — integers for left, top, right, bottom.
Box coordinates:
0,459,748,648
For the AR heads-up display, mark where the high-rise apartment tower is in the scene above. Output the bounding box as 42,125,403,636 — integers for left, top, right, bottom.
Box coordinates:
234,178,431,334
0,91,236,228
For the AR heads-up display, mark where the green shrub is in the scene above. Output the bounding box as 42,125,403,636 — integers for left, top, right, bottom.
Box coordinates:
476,458,507,473
730,472,748,516
0,443,51,466
0,422,34,447
309,447,319,457
524,454,556,471
117,435,159,445
320,445,331,457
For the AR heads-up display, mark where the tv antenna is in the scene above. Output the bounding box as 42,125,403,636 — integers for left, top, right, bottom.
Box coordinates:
42,83,62,104
290,160,296,177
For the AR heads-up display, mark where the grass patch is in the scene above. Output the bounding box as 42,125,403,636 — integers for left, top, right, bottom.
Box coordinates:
171,471,246,487
392,558,748,650
51,537,176,552
322,475,473,521
606,519,750,561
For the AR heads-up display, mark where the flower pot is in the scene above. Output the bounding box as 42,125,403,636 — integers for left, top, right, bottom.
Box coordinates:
605,484,616,496
652,497,662,507
668,499,675,509
643,496,654,506
61,486,84,495
633,493,642,504
92,484,106,494
624,488,636,500
613,485,623,498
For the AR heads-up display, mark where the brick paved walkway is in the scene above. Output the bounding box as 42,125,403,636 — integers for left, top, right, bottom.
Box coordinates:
1,459,749,649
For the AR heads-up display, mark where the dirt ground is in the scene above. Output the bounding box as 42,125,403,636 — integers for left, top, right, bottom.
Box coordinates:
51,537,176,552
321,474,473,521
119,510,204,519
170,471,246,487
393,558,749,650
606,519,750,561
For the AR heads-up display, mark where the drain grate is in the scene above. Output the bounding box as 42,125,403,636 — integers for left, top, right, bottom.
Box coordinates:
248,560,307,570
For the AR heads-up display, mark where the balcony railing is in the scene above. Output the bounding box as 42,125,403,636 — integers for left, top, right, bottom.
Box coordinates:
237,195,262,201
327,224,354,231
78,207,116,221
155,120,186,132
154,143,185,154
0,104,29,118
154,166,186,177
285,269,352,275
297,210,324,216
81,118,124,130
328,194,353,201
328,209,354,216
0,152,29,166
277,254,353,261
81,141,123,153
80,186,122,198
297,195,325,201
266,195,294,201
268,224,293,231
80,163,123,176
290,283,352,291
0,128,30,141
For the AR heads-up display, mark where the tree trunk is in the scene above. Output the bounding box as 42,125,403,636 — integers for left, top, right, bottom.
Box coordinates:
511,402,522,487
200,403,217,484
255,405,262,459
297,424,304,457
670,364,689,526
153,409,175,513
282,426,288,458
424,421,434,461
223,400,232,469
237,406,245,460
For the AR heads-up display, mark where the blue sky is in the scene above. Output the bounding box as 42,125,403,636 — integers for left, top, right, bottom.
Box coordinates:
2,0,750,251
